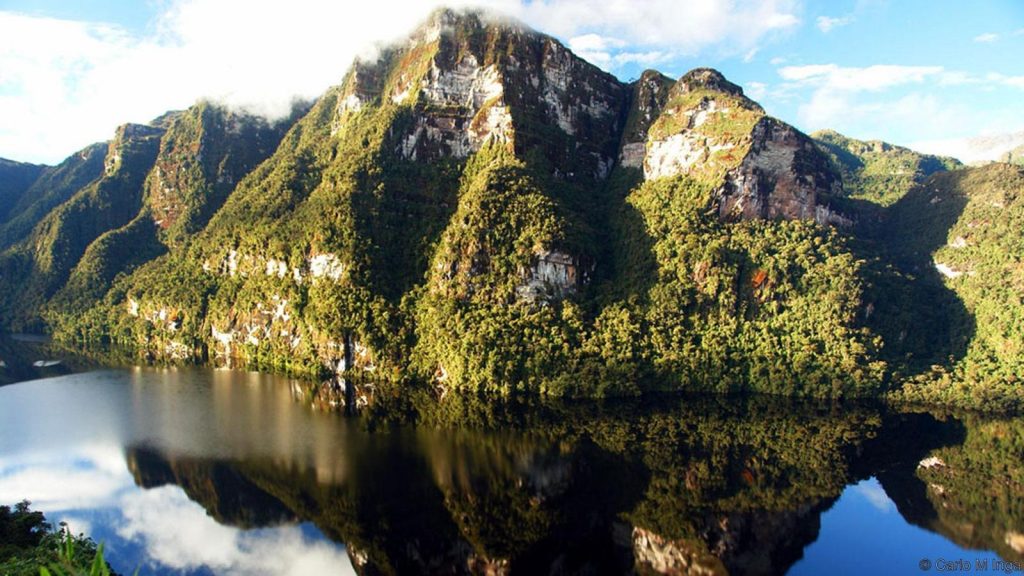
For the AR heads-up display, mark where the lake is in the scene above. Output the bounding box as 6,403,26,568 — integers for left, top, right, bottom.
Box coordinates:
1,360,1022,574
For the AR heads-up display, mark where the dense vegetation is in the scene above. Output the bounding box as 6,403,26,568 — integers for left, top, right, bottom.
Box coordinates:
0,146,106,252
0,9,1020,409
883,164,1024,410
0,501,113,575
0,159,45,225
813,129,961,206
902,414,1024,563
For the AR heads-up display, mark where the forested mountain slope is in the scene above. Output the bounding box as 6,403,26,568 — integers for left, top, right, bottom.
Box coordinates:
0,9,1020,409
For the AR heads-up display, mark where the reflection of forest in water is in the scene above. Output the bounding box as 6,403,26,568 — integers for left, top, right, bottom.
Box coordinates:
123,395,1024,575
0,336,136,385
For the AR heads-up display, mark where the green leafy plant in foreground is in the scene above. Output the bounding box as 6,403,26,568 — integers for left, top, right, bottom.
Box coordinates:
0,501,114,576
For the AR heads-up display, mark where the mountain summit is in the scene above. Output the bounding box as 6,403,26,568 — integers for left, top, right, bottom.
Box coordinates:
334,9,844,223
1,8,1018,409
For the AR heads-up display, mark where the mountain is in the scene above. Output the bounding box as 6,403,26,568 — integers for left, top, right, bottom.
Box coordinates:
0,8,1018,408
0,145,107,252
914,130,1024,165
0,159,46,225
883,163,1024,408
0,103,300,332
813,129,961,207
804,131,1023,409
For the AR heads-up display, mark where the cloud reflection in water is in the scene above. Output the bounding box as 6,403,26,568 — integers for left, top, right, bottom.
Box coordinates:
0,445,354,575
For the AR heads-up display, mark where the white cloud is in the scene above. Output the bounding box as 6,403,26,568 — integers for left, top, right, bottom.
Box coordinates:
852,479,895,513
0,444,131,511
745,81,767,99
772,63,972,146
613,51,670,66
767,61,1024,157
568,34,670,69
0,0,801,164
770,56,787,65
912,130,1024,164
567,33,627,67
0,445,356,575
515,0,799,52
987,72,1024,89
567,33,628,53
938,71,979,86
118,486,356,575
816,15,852,33
59,516,94,539
973,32,999,43
779,64,943,91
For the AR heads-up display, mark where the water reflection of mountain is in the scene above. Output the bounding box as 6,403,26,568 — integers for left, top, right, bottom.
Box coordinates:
0,335,135,385
121,398,1023,575
125,446,297,529
0,336,74,384
878,414,1024,564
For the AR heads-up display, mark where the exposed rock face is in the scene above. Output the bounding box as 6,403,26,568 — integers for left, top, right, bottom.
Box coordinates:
1007,531,1024,554
103,123,164,176
627,67,846,225
632,527,724,575
207,292,376,376
632,501,832,576
934,260,963,279
398,47,512,160
614,70,679,168
204,250,346,284
641,68,763,182
145,103,293,245
516,250,587,303
718,117,845,224
4,8,863,383
336,9,628,178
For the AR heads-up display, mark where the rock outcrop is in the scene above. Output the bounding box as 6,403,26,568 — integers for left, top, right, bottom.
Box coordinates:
146,102,298,246
335,8,627,180
630,67,846,225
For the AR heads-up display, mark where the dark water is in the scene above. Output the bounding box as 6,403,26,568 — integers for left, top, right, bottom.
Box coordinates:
1,363,1022,575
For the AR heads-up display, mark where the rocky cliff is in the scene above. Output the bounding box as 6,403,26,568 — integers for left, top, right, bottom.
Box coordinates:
621,68,845,225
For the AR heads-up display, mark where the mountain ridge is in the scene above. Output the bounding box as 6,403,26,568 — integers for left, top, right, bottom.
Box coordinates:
0,8,1019,410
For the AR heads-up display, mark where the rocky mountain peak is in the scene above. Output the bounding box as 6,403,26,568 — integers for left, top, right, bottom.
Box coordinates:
620,65,842,224
333,8,626,179
678,67,746,98
332,10,844,224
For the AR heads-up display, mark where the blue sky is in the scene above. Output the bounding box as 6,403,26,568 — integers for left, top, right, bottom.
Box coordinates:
1,0,1022,164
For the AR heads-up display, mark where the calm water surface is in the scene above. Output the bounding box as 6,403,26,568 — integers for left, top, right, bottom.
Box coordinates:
0,361,1022,575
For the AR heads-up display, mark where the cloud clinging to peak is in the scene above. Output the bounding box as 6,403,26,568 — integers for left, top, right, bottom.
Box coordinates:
0,0,801,164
